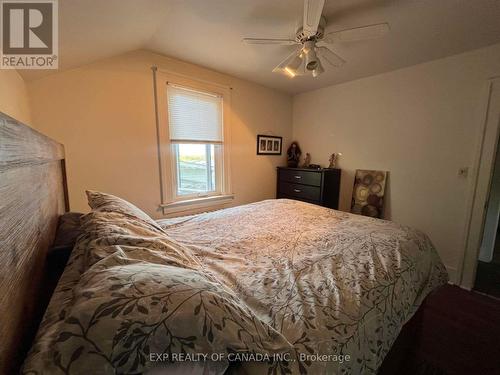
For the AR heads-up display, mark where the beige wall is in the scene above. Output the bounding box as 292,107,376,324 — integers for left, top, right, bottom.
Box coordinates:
293,43,500,282
28,50,292,218
27,43,500,282
0,70,31,124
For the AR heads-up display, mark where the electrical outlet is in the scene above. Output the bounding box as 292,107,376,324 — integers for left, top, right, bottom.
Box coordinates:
458,167,469,178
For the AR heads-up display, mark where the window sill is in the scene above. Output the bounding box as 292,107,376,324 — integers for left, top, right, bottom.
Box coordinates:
160,194,234,215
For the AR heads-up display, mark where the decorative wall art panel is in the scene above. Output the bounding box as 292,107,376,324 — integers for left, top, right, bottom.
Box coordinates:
351,170,387,218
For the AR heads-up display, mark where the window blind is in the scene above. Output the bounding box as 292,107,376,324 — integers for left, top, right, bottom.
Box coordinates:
167,84,223,143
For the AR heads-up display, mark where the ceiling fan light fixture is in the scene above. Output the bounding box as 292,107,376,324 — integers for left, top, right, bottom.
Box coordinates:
303,41,318,71
283,67,297,78
273,50,303,78
306,59,318,71
312,59,324,77
283,53,303,77
289,54,303,70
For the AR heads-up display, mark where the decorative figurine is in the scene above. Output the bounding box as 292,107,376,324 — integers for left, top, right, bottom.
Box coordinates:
287,142,302,167
302,153,311,168
328,152,342,168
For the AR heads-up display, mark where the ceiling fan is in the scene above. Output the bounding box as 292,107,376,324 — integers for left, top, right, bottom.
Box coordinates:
242,0,390,78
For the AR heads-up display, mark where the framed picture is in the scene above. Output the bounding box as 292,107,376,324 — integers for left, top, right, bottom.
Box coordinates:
257,135,282,155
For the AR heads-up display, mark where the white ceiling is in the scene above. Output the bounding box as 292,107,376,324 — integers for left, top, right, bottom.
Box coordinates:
19,0,500,94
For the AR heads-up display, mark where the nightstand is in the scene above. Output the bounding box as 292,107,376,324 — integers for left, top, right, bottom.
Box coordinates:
276,167,341,209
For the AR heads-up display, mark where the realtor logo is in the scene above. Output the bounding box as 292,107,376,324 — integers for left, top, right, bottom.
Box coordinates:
1,0,58,69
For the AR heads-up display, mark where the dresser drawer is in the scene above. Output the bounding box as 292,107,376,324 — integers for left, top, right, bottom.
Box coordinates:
279,169,321,186
279,182,321,201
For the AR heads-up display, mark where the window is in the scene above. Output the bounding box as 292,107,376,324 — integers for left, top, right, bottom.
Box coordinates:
174,143,216,196
166,83,230,205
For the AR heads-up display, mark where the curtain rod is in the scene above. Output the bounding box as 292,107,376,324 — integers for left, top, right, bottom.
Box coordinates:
151,65,233,90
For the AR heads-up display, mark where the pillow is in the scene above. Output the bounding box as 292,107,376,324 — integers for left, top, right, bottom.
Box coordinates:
79,210,200,270
86,190,163,232
52,212,84,249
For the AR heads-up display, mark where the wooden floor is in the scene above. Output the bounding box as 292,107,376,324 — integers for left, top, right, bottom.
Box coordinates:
381,285,500,375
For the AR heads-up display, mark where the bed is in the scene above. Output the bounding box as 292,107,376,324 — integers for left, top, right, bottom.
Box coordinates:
22,193,447,375
0,112,447,374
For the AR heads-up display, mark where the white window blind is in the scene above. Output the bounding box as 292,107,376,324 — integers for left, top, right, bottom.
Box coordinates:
167,84,223,143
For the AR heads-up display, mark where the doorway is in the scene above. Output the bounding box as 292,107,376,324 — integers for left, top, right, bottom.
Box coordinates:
475,131,500,298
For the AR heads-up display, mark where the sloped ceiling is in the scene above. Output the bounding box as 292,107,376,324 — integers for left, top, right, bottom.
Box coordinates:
19,0,500,94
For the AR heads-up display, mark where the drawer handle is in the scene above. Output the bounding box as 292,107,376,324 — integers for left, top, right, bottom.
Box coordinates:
293,189,302,193
294,175,302,179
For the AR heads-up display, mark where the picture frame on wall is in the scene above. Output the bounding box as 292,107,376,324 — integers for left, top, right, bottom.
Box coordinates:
257,135,282,155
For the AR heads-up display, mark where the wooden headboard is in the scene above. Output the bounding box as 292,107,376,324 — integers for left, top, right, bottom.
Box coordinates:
0,112,68,374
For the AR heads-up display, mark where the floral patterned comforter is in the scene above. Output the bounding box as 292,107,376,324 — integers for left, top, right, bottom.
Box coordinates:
23,199,447,374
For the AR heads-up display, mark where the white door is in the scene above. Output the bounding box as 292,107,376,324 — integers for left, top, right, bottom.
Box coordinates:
461,78,500,288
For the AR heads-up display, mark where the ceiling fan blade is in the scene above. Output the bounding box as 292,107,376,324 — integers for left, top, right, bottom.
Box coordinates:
323,23,390,43
242,38,298,45
303,0,325,38
317,46,345,67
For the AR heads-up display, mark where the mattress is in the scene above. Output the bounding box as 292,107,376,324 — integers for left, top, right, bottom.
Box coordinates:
23,199,447,374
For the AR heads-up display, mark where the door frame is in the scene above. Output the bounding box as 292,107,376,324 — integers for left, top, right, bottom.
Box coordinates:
460,77,500,289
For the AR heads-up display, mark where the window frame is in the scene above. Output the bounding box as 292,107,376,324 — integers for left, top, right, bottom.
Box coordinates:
155,72,233,215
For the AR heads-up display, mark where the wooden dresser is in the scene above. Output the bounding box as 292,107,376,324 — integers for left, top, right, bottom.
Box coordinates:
276,167,341,209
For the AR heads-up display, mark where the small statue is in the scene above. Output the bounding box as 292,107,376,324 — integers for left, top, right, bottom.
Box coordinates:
302,153,311,168
328,152,342,168
287,142,302,167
